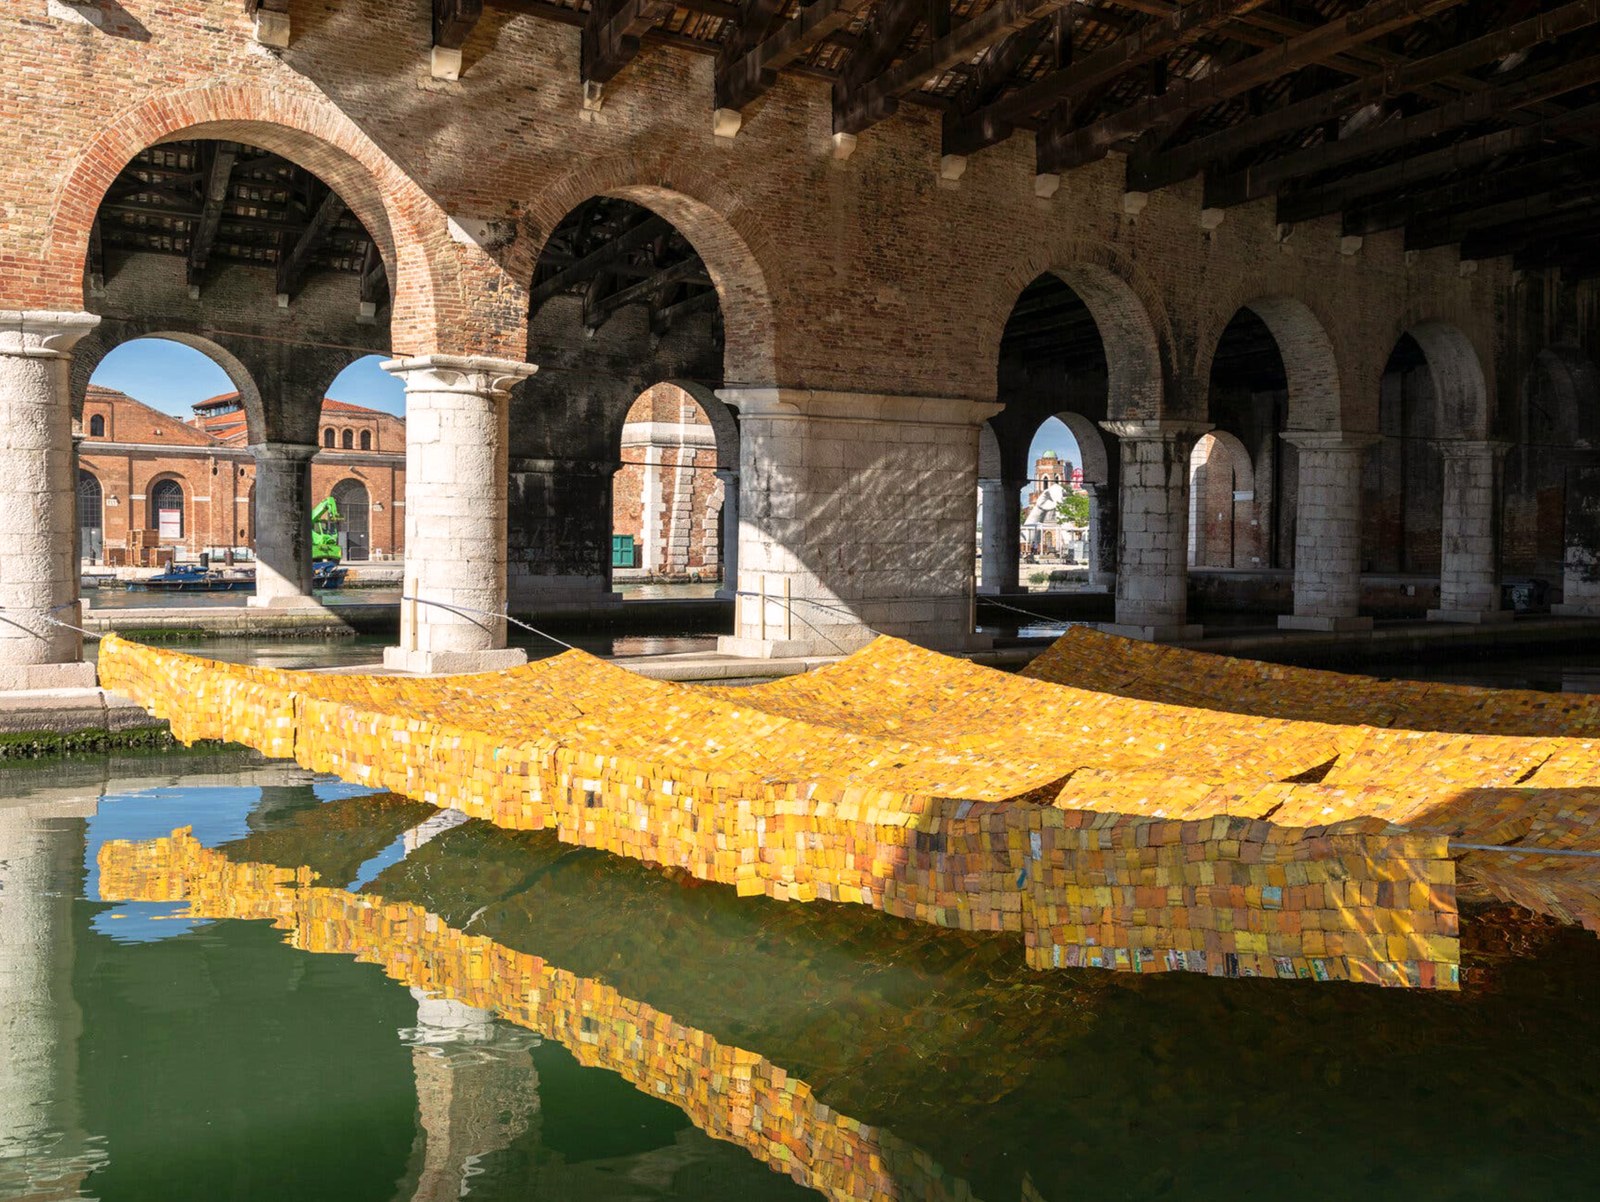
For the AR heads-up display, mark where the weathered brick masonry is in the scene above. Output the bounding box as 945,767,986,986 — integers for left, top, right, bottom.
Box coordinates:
2,3,1598,678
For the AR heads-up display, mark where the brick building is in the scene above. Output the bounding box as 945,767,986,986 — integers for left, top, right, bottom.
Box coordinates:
77,385,405,565
612,384,724,582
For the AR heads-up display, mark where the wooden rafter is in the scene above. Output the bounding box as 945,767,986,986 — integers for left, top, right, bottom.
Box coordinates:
434,0,483,48
276,188,347,299
530,213,672,307
186,141,239,290
719,0,857,112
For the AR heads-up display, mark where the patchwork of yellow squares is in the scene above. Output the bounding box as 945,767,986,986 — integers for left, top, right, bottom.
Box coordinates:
97,831,975,1202
95,626,1600,991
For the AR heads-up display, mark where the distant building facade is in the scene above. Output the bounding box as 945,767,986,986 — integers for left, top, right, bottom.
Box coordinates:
611,384,724,581
76,386,405,564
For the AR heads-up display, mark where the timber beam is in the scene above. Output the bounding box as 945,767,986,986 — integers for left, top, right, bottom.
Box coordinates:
836,0,1069,137
529,215,672,308
830,0,925,134
719,0,857,114
1459,201,1600,261
1204,51,1600,210
1129,0,1600,194
276,188,346,301
1406,181,1600,251
1044,0,1464,173
186,141,238,292
583,0,677,86
1341,149,1600,237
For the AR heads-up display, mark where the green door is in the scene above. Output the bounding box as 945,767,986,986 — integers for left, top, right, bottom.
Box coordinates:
611,534,636,568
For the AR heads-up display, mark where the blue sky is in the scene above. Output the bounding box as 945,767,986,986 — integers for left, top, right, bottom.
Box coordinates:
1027,415,1080,478
89,339,406,417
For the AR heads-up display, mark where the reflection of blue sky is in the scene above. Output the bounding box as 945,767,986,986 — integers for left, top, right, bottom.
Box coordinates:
85,778,381,942
90,341,404,418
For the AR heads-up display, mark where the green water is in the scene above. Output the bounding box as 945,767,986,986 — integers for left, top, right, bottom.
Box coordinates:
2,735,1598,1200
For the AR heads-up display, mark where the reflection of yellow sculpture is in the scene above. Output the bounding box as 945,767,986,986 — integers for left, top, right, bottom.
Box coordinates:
97,628,1600,990
97,831,977,1202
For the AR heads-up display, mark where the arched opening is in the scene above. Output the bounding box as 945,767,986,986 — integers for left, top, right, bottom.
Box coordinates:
331,478,371,562
612,383,735,587
1363,334,1443,576
1508,348,1600,581
321,355,405,563
1197,309,1285,576
77,470,104,564
509,194,735,623
89,414,105,438
341,428,354,449
323,428,335,448
149,478,185,544
1187,432,1258,568
360,429,372,451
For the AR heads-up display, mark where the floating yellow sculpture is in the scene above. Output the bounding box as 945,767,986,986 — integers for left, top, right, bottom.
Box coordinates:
95,628,1600,990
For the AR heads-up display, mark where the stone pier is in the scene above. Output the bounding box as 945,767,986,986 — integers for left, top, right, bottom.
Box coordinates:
247,442,320,609
0,311,99,690
384,355,536,675
977,476,1023,595
1101,421,1209,641
718,390,997,657
1279,432,1377,632
1429,440,1512,624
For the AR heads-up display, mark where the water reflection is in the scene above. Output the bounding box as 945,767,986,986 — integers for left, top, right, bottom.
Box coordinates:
4,756,1600,1200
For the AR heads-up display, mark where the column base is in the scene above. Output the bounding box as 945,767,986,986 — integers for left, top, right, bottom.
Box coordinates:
1426,608,1514,625
1551,603,1600,617
382,646,530,676
0,661,98,691
248,593,326,611
1277,614,1374,633
1099,622,1203,643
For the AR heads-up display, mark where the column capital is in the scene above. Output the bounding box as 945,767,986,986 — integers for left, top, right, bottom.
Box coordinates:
1100,419,1212,442
247,441,319,464
382,354,536,398
1281,430,1380,453
0,310,100,358
717,387,1002,427
1435,437,1512,460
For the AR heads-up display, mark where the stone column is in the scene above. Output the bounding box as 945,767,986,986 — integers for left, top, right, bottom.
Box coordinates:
717,389,1000,657
0,311,99,689
1087,481,1118,591
1100,420,1210,641
383,355,536,675
1429,439,1512,624
1278,432,1378,632
505,457,623,613
977,477,1021,594
714,468,739,601
247,443,319,609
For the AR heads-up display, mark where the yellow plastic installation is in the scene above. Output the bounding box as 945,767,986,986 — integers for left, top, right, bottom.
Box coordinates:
95,629,1600,990
97,831,973,1202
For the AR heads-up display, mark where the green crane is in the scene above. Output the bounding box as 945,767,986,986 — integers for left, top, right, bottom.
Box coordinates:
310,496,343,563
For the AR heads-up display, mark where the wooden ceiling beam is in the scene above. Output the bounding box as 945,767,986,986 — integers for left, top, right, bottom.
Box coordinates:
582,0,677,86
1276,97,1600,224
434,0,483,47
1206,49,1600,209
592,256,712,317
948,0,1271,158
830,0,925,132
1406,180,1600,250
1341,147,1599,236
186,141,238,291
1046,0,1466,173
1461,201,1600,259
1129,0,1600,193
719,0,857,113
836,0,1070,136
276,188,346,299
529,214,672,306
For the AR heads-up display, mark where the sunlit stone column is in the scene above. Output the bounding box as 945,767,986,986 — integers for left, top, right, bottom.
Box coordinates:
247,443,319,608
1429,439,1512,623
384,355,536,674
714,468,739,601
1279,432,1377,632
977,477,1021,595
0,311,99,689
718,389,1000,657
1101,420,1209,641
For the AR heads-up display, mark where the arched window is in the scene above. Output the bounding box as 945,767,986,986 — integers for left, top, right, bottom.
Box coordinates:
89,414,106,437
150,478,184,541
323,427,335,448
342,428,354,449
78,470,103,562
359,429,372,451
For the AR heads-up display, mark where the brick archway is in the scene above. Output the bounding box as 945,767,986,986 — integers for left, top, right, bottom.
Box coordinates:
520,155,780,389
44,85,459,354
71,327,263,435
1232,297,1345,434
